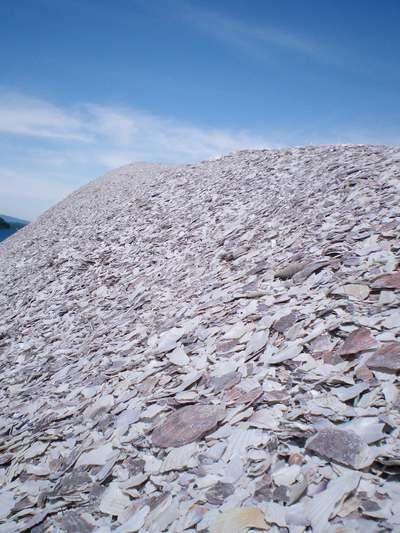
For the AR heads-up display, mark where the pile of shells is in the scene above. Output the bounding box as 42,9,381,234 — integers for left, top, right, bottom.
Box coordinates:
1,144,400,533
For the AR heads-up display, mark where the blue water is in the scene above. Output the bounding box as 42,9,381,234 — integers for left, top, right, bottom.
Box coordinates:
0,229,16,242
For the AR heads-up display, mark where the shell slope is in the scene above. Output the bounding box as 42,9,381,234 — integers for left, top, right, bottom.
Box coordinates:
2,146,400,532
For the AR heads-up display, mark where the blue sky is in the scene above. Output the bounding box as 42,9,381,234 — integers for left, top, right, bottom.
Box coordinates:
1,0,399,221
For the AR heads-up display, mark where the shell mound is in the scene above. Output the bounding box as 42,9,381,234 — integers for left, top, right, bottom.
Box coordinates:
1,145,400,532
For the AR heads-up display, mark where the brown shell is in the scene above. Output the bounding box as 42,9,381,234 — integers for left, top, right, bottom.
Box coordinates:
306,427,369,469
273,311,298,333
366,342,400,372
205,481,235,504
339,327,380,356
370,272,400,289
152,405,225,448
60,511,94,533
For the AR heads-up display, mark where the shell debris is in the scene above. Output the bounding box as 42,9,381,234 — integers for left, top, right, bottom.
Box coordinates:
1,146,400,531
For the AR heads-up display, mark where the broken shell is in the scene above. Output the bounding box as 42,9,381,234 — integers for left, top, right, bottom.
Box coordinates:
2,146,400,533
306,472,361,533
167,346,190,365
160,442,199,472
339,327,380,356
273,311,298,333
306,428,371,469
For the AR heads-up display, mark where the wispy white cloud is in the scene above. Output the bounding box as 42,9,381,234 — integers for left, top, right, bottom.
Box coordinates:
0,90,90,140
0,89,273,220
0,89,270,158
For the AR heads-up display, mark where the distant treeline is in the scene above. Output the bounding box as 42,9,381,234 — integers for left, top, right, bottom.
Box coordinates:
0,217,26,230
0,217,10,229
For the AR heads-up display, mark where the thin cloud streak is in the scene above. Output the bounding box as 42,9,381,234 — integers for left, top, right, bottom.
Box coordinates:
0,89,271,159
171,0,340,66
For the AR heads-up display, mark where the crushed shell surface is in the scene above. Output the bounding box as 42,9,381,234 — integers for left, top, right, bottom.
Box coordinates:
1,145,400,532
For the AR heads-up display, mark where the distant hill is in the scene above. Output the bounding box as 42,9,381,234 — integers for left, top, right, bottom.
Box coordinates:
0,214,29,242
0,217,10,229
0,214,29,230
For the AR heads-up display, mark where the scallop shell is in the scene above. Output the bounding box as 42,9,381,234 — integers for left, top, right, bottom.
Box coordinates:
222,427,263,460
156,328,185,353
210,507,268,533
306,472,360,533
152,404,226,448
160,442,198,472
99,485,130,519
167,346,190,365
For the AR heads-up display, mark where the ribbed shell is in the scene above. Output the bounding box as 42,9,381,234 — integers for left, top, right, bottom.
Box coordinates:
210,507,268,533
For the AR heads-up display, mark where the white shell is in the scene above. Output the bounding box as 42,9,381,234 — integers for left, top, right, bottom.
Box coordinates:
305,473,360,533
259,501,287,527
331,284,370,300
381,313,400,329
99,485,131,520
223,322,250,340
157,328,185,353
0,492,14,520
161,442,199,472
114,505,150,533
76,443,116,467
